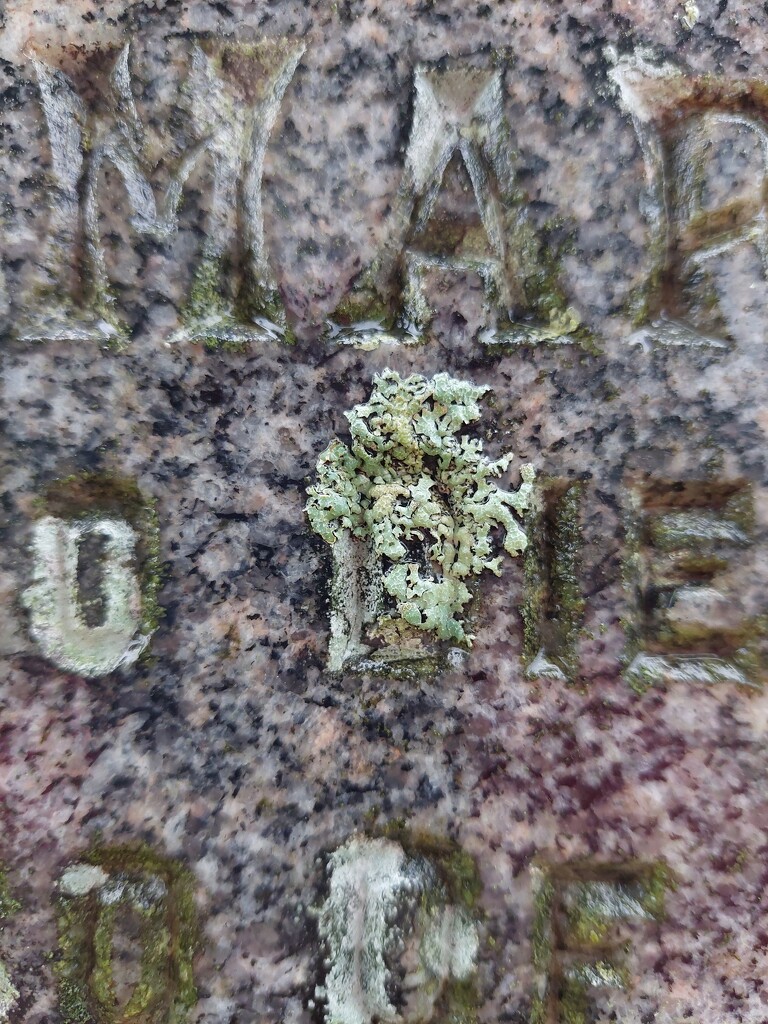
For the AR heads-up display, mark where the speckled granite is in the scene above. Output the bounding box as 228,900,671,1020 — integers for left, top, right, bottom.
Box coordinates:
2,1,768,1022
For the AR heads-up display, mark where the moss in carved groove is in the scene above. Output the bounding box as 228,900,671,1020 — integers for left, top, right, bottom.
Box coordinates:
0,871,19,920
54,842,200,1024
522,481,584,679
531,860,673,1024
0,866,19,1023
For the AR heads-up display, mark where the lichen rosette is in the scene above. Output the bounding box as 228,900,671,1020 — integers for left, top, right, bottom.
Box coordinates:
307,370,535,644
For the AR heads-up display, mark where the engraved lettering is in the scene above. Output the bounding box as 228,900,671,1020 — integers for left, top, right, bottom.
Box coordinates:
611,51,768,348
20,474,161,677
314,836,479,1024
522,480,584,681
20,39,303,346
55,846,199,1024
624,479,761,690
532,862,670,1024
327,57,583,349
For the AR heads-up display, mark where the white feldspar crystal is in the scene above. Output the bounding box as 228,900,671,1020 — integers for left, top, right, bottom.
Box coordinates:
58,863,110,896
22,515,151,677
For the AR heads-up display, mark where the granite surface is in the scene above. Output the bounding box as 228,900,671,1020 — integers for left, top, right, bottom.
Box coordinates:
1,1,768,1022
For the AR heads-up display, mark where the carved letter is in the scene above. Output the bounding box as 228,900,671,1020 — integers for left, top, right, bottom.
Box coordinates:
611,51,768,348
55,846,199,1024
315,836,479,1024
624,479,761,690
21,473,161,677
532,861,670,1024
20,39,303,346
327,57,583,350
23,517,148,676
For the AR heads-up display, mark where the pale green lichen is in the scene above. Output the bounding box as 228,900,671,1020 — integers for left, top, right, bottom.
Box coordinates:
315,836,479,1024
23,473,162,678
306,370,534,662
54,844,199,1024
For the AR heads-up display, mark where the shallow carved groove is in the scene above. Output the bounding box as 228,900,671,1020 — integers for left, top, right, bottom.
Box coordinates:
326,55,586,351
522,480,585,682
55,844,200,1024
623,478,762,691
20,38,303,348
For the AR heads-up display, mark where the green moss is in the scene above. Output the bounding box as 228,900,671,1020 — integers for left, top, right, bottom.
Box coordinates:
331,279,394,332
563,862,672,945
54,843,200,1024
378,824,482,913
522,491,547,664
0,872,20,919
531,871,554,972
179,253,293,351
724,487,756,534
654,616,759,653
550,484,585,675
491,211,597,352
557,977,589,1024
328,95,593,352
0,866,20,1021
184,254,230,325
433,975,478,1024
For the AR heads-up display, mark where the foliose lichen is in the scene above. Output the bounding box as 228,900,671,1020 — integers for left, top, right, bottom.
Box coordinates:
306,370,535,650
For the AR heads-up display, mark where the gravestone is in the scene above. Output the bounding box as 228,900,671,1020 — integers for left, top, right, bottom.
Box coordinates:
1,1,767,1022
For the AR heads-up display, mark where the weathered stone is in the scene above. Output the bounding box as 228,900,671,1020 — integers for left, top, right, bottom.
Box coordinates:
1,3,767,1022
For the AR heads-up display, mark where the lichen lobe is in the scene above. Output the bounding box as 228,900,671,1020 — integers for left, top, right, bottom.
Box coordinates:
306,370,534,671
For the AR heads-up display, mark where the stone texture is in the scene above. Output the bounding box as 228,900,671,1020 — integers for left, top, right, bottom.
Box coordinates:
1,1,768,1022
